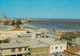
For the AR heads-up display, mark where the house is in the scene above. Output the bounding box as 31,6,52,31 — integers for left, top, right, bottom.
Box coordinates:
63,46,80,56
26,40,50,56
0,38,67,56
0,25,14,31
55,46,80,56
0,40,50,56
0,43,30,56
62,32,80,49
0,28,27,40
39,38,67,53
7,33,36,43
19,33,36,39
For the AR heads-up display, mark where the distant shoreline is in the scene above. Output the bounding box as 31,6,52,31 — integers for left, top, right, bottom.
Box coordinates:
25,19,80,31
25,23,80,31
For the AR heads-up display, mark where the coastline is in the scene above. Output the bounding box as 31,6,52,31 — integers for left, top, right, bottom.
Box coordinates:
24,23,50,30
25,19,80,31
24,23,80,32
24,23,36,28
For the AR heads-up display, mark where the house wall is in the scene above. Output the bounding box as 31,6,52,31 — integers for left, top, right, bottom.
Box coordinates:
1,47,28,56
75,38,80,45
50,42,67,53
0,47,50,56
54,53,68,56
31,47,50,56
0,31,27,40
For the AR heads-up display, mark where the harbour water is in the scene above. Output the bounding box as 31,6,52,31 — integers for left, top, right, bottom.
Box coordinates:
26,19,80,30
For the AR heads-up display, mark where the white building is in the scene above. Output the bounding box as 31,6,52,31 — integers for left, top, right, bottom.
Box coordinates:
40,38,67,53
19,33,36,39
0,28,27,40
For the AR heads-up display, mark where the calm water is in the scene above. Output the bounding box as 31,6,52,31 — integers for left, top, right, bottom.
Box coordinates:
26,19,80,30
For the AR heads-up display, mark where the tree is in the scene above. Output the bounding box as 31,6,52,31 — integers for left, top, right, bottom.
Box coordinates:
0,40,2,43
16,20,20,28
3,39,10,43
4,20,9,25
12,20,15,26
18,19,23,25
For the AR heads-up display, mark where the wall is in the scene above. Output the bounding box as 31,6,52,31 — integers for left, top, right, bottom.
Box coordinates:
1,47,28,56
50,42,67,53
31,47,50,56
0,31,27,40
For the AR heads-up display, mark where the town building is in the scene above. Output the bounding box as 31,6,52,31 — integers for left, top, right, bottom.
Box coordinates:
0,28,27,40
0,38,67,56
39,38,67,53
0,40,50,56
55,46,80,56
62,32,80,49
0,43,30,56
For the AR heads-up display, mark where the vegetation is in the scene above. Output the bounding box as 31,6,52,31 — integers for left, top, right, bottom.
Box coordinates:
3,19,23,26
12,20,15,26
0,21,2,23
4,20,10,25
0,39,10,43
16,20,20,28
18,19,23,25
0,40,2,43
3,39,10,43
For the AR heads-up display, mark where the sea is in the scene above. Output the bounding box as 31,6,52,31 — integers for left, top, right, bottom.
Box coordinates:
26,19,80,30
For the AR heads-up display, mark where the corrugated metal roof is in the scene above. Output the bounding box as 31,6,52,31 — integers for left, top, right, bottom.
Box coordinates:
0,38,65,49
11,28,22,31
0,40,49,49
63,46,80,56
20,33,34,37
39,38,65,45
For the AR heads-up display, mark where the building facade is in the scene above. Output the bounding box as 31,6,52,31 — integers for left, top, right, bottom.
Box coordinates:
0,28,27,40
0,43,30,56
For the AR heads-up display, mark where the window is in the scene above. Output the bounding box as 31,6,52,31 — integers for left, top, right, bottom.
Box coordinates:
55,46,58,49
6,55,9,56
25,47,26,51
11,48,15,52
28,48,30,51
60,46,62,49
18,48,22,51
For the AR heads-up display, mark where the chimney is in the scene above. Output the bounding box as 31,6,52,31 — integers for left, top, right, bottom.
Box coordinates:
60,32,62,40
49,30,52,32
53,28,56,33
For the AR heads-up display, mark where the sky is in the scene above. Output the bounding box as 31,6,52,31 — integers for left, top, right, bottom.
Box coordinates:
0,0,80,19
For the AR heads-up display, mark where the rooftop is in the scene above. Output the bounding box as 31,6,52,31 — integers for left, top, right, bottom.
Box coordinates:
20,33,34,37
63,46,80,56
62,32,80,39
0,43,29,49
11,28,22,31
0,38,66,49
39,38,66,45
0,39,49,49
